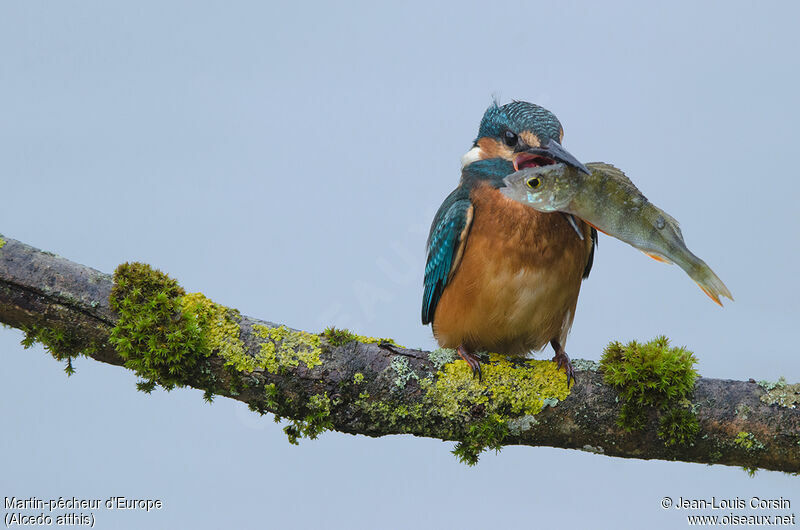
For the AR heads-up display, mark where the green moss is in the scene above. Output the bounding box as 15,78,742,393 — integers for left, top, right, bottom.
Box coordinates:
109,262,246,400
322,326,397,347
601,336,698,406
734,431,765,451
617,402,648,431
0,236,5,249
283,393,333,445
251,324,322,374
251,383,335,444
353,373,365,385
20,324,98,375
391,356,419,389
600,336,699,447
758,377,800,408
109,262,210,392
104,262,335,441
733,431,765,476
322,327,359,347
264,383,280,409
452,414,509,466
658,407,700,447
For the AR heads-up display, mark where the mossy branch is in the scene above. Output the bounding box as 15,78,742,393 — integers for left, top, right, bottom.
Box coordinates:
0,234,798,473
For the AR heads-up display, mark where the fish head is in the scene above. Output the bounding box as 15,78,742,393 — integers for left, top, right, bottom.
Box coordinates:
500,163,574,212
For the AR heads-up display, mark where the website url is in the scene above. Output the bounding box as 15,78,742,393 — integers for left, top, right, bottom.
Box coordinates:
688,514,796,526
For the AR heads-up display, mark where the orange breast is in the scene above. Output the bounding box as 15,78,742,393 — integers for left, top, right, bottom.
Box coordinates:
432,183,593,356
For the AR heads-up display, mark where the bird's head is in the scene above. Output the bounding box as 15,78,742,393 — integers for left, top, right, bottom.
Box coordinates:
462,100,589,175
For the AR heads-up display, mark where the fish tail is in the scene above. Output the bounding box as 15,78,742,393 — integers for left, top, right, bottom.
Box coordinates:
658,211,733,306
686,260,734,306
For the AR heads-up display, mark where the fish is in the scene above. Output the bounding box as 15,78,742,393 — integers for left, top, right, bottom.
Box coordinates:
500,162,733,306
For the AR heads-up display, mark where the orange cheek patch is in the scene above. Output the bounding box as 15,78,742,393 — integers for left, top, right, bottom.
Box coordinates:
476,137,513,160
519,131,541,148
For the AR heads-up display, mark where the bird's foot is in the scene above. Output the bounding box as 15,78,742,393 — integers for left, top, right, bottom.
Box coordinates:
550,339,576,389
457,345,482,382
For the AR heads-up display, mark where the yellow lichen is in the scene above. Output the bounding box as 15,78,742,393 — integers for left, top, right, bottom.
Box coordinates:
181,292,245,368
0,237,5,249
424,354,570,421
252,324,322,374
358,335,399,345
353,353,570,464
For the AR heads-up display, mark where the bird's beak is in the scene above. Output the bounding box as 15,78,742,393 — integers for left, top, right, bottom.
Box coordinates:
513,139,590,175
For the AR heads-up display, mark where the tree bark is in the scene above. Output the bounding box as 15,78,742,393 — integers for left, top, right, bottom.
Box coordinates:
0,234,798,472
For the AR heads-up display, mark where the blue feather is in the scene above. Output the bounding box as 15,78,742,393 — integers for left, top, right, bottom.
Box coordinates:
476,100,563,145
421,190,472,324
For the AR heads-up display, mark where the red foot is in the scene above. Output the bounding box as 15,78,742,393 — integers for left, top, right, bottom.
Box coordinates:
550,339,576,389
457,345,482,381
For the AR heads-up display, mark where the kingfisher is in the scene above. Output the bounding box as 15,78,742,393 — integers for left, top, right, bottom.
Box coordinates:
422,100,597,386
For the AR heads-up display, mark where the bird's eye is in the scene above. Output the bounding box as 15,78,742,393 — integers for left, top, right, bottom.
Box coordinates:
503,130,518,147
526,178,541,189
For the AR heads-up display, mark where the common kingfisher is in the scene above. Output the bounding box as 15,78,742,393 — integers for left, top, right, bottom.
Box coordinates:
422,101,597,386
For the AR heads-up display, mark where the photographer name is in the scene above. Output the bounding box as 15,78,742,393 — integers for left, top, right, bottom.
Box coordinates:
675,497,790,510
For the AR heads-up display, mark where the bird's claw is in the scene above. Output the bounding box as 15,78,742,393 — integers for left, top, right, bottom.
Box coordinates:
550,340,576,389
457,345,482,382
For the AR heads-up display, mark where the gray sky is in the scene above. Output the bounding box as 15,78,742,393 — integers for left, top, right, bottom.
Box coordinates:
1,1,798,528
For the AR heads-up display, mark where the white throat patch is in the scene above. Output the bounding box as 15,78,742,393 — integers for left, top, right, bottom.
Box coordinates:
460,146,482,168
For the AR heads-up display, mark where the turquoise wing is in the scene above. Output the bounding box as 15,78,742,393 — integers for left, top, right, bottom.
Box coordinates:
422,189,473,324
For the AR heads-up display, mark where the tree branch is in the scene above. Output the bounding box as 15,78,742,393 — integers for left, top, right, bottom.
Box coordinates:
0,234,798,472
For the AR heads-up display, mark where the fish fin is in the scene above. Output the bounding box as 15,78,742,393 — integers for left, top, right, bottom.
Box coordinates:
658,208,684,239
697,283,724,307
642,251,672,264
585,221,609,236
689,263,734,307
585,162,643,195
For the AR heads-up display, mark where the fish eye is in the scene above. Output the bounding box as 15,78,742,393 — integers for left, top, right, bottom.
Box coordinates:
503,130,518,147
526,177,541,189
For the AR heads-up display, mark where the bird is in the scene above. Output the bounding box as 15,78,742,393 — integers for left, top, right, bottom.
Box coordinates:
422,100,597,387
